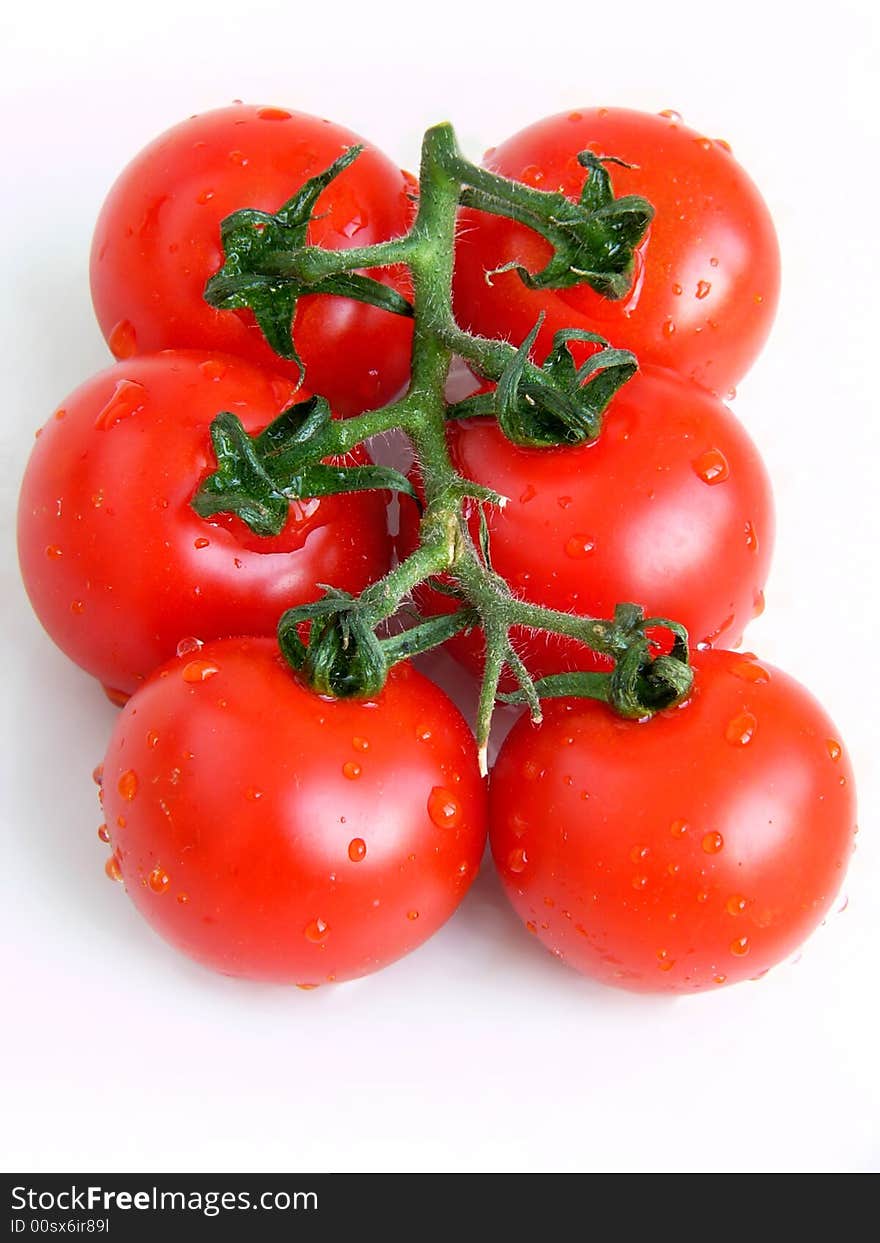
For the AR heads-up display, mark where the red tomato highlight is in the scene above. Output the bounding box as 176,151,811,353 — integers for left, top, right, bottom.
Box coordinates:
90,105,416,414
17,351,392,694
489,650,856,992
455,107,780,396
101,640,487,984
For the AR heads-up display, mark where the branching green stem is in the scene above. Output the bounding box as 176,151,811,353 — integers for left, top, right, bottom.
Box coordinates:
198,121,692,771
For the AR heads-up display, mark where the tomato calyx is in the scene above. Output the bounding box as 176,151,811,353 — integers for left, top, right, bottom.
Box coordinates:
448,318,637,446
500,604,694,718
452,148,653,299
191,395,418,536
203,145,413,378
277,584,478,698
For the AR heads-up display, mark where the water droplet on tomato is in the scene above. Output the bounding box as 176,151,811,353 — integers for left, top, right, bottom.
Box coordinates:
519,484,537,503
730,935,750,957
696,280,712,299
726,894,748,916
508,846,528,873
753,589,766,617
630,845,649,862
257,107,292,120
70,599,85,615
304,917,329,942
54,408,66,420
656,949,674,971
826,739,842,761
148,865,170,894
669,818,688,838
565,534,595,559
108,319,137,359
659,108,683,122
557,495,573,510
92,764,104,787
568,111,583,122
428,786,460,828
352,736,369,752
193,537,210,549
348,838,366,862
713,973,727,985
97,823,110,843
176,636,204,657
693,448,729,484
407,910,419,921
176,655,219,685
342,761,362,780
195,188,215,204
199,359,227,381
672,282,683,296
525,920,538,934
730,659,770,684
632,874,649,890
105,855,122,882
117,770,138,801
416,724,432,742
662,319,676,337
94,379,147,431
520,164,545,186
744,521,759,551
228,149,248,165
702,831,724,854
725,710,757,747
44,545,62,561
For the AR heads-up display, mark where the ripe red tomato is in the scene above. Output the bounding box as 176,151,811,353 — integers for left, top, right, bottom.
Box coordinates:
17,351,392,697
454,107,780,396
399,366,773,685
100,640,486,983
490,649,856,992
90,104,416,415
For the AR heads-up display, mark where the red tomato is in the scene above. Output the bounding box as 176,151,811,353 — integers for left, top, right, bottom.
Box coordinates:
17,351,392,697
90,105,415,415
454,107,780,396
399,366,773,685
100,640,486,983
490,649,856,992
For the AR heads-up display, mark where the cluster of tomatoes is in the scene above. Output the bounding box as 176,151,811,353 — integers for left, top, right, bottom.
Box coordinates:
18,103,855,992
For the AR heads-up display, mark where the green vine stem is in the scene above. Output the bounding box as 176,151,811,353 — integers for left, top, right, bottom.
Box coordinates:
195,121,693,772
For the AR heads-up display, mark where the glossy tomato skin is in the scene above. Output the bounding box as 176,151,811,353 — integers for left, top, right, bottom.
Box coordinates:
18,351,392,696
399,366,773,684
90,105,415,415
100,640,486,984
490,650,856,993
454,107,780,396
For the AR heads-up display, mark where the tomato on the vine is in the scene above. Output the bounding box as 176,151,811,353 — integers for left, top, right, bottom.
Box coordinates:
454,107,780,396
17,351,392,697
398,365,773,686
90,105,416,415
489,649,856,992
100,639,486,984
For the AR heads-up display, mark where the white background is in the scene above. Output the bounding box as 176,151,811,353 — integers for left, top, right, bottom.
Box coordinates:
2,0,878,1174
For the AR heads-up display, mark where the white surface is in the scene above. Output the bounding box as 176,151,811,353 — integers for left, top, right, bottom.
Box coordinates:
2,0,879,1175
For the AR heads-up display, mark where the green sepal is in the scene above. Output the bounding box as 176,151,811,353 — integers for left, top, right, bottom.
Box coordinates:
494,318,638,447
192,399,418,538
462,151,653,300
204,146,412,370
191,411,290,537
278,588,388,699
